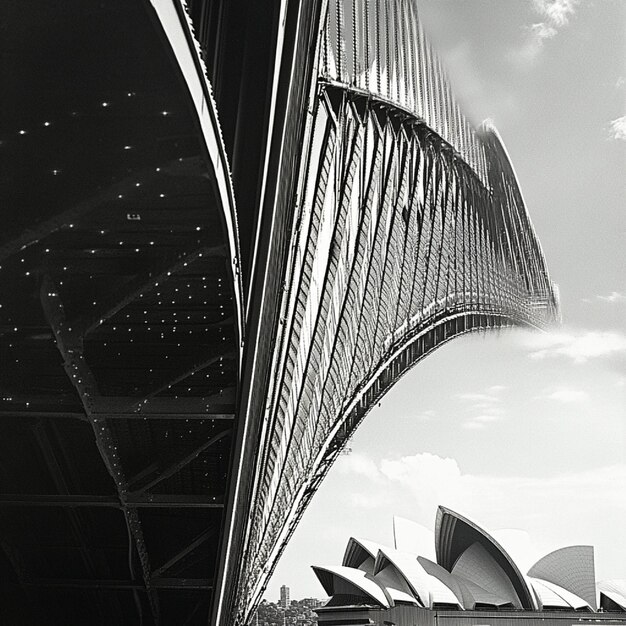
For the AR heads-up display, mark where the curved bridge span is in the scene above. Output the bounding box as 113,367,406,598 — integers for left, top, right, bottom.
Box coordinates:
229,77,558,626
222,0,558,621
1,0,557,624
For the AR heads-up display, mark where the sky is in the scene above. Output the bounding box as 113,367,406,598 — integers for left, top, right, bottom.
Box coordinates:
265,0,625,601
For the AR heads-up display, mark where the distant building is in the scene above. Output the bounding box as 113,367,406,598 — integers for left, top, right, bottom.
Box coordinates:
313,506,626,626
256,596,319,625
280,585,291,608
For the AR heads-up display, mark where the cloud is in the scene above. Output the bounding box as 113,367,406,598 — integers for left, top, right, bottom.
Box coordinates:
531,22,558,41
608,116,626,141
463,413,503,430
584,292,626,304
597,291,626,304
524,329,626,363
380,453,464,518
532,0,579,27
513,0,580,67
415,409,436,422
458,385,506,429
348,452,626,524
337,452,382,482
439,40,519,125
544,387,589,403
458,385,505,404
515,24,557,65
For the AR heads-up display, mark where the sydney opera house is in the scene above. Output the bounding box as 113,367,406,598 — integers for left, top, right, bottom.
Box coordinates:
313,506,626,626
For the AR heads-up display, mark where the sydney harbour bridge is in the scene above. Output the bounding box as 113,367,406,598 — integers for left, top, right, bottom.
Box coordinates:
0,0,558,624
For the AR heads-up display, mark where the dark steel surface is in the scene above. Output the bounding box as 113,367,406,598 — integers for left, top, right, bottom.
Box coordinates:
0,1,240,623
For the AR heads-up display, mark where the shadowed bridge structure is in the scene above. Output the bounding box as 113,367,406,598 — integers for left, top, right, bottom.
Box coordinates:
0,1,558,624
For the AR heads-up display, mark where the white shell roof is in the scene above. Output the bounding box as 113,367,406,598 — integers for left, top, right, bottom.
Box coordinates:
453,574,514,608
535,578,591,610
373,552,420,606
452,541,523,608
381,585,419,606
528,545,597,610
530,578,569,609
313,511,623,615
343,537,385,573
598,580,626,610
417,556,470,609
355,538,386,558
343,537,386,565
393,516,436,560
492,529,541,575
374,546,461,609
436,506,538,610
312,565,390,607
530,577,590,610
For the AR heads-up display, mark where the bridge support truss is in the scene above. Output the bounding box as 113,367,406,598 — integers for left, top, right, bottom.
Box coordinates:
225,54,557,625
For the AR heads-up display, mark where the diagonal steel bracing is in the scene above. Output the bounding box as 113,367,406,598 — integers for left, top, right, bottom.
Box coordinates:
39,274,161,623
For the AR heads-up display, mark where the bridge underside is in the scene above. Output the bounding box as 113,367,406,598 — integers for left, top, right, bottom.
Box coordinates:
0,2,240,624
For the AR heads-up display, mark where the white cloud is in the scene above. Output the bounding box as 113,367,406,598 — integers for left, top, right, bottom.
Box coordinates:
609,116,626,141
342,451,626,525
463,413,503,430
415,409,436,422
515,24,557,65
584,292,626,304
441,40,519,125
513,0,580,67
532,0,579,27
459,386,506,429
380,453,464,518
337,452,382,482
524,329,626,363
531,22,558,40
597,291,626,304
459,385,505,404
544,387,589,403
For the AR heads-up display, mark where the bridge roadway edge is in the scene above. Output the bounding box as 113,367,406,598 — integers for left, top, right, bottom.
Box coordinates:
212,1,327,624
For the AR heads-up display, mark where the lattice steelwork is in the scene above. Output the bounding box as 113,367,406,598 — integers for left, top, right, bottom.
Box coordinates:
322,0,489,183
230,0,558,622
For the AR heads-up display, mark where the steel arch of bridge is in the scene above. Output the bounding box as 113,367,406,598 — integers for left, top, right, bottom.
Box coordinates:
224,0,558,621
